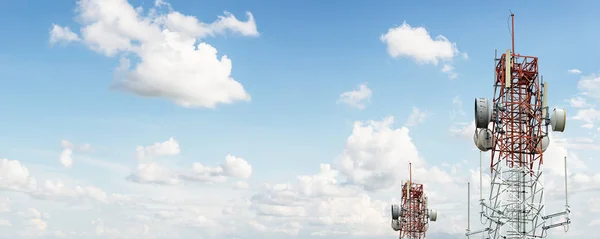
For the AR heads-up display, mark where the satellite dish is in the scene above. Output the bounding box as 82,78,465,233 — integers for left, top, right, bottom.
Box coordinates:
539,134,550,152
475,98,492,128
429,209,438,222
551,108,566,132
532,128,550,152
391,219,401,231
391,204,400,220
474,128,493,151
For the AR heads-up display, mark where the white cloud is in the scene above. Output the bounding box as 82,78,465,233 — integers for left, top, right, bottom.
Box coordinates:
183,155,252,183
337,116,423,191
381,21,462,78
232,181,249,190
127,163,180,185
59,149,73,168
405,106,429,126
0,159,36,191
17,208,48,231
244,117,474,237
128,153,252,185
571,107,600,125
185,162,228,183
381,21,459,65
30,180,111,203
337,83,372,110
51,0,258,108
0,159,121,208
3,114,600,238
569,96,590,108
578,74,600,99
58,140,93,168
569,73,600,138
568,69,582,74
49,24,80,45
442,64,457,79
222,154,253,180
9,118,450,237
249,164,389,236
61,139,93,152
12,2,599,238
135,137,180,160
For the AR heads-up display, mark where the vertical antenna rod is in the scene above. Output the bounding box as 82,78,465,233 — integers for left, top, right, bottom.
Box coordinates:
564,156,569,206
409,162,412,184
511,12,515,54
468,182,471,231
479,151,482,200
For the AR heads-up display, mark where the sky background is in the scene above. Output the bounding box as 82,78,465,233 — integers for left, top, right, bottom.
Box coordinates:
0,0,599,238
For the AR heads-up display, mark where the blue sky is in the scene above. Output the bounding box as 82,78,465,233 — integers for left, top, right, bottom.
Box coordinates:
0,0,599,238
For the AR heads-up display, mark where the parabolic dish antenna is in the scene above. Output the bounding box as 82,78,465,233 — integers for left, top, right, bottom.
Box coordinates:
475,98,492,128
551,108,566,132
474,128,493,151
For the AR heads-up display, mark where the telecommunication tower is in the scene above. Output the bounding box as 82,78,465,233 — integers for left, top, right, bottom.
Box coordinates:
465,13,571,239
390,163,438,239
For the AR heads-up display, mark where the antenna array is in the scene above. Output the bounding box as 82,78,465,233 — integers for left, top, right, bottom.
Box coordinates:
390,163,438,239
466,13,571,239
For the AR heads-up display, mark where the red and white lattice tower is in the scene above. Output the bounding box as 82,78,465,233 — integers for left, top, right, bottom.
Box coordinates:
390,163,437,239
466,13,571,239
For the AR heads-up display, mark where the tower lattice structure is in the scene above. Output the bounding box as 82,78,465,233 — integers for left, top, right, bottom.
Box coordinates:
466,13,571,239
391,163,437,239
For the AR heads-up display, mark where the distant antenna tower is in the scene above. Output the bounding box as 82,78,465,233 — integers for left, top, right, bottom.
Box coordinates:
390,163,438,239
466,13,571,239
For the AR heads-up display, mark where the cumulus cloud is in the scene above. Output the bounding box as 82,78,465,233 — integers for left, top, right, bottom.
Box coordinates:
49,24,80,45
222,154,253,180
127,163,180,185
244,117,472,237
183,154,253,183
249,164,389,236
59,149,73,168
135,137,180,160
185,162,228,183
0,159,36,191
3,115,599,238
128,153,253,185
0,159,122,207
381,21,464,78
337,83,372,110
50,0,258,108
58,140,93,168
337,116,423,191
